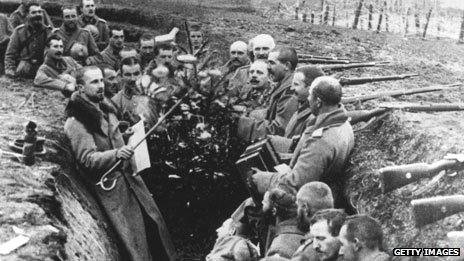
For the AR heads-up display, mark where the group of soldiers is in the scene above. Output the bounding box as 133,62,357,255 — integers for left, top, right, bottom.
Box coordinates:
1,1,398,261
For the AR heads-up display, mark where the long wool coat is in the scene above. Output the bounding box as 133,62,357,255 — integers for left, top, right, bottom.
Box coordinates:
268,105,355,210
64,92,177,261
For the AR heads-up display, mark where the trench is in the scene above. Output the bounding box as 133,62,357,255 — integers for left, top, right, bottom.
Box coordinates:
2,1,462,259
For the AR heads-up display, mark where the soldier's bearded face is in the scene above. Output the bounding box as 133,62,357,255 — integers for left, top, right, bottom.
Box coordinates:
267,52,286,82
103,68,119,95
337,225,357,261
230,47,248,67
49,39,64,60
189,31,203,49
82,69,105,102
140,39,155,55
121,64,142,84
156,49,174,66
248,62,268,88
311,220,342,261
82,0,96,16
110,30,124,50
27,5,43,25
292,72,308,101
308,86,321,116
63,9,78,31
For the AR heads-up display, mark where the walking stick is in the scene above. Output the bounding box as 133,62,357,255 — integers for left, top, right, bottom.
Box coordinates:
96,55,200,191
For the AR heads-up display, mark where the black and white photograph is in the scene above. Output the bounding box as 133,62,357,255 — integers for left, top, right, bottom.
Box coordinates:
0,0,464,260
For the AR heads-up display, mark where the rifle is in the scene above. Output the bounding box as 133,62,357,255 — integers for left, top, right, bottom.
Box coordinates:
342,83,462,103
411,195,464,227
346,108,390,125
299,58,351,64
339,74,418,86
378,154,464,194
317,61,390,71
298,54,347,60
378,102,464,112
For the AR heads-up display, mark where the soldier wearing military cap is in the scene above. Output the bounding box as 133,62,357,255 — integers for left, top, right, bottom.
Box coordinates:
4,1,52,78
251,76,355,214
52,5,99,57
78,0,110,50
8,0,54,30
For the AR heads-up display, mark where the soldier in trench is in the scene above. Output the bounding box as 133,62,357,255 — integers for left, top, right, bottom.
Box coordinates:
64,65,177,261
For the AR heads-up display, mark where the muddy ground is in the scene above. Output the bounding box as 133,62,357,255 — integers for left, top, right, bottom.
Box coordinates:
2,0,464,260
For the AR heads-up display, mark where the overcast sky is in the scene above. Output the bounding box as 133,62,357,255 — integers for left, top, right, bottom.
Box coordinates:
441,0,464,9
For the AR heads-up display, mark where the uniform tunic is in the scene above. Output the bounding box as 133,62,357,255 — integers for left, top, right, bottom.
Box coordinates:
78,15,110,50
4,22,51,76
52,26,99,56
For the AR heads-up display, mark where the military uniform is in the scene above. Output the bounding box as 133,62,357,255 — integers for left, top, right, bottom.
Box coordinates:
234,81,270,112
217,59,250,94
237,73,299,141
266,218,305,259
0,13,11,74
262,105,355,211
78,15,109,50
87,45,121,70
34,56,81,92
292,237,343,261
52,26,99,57
65,92,177,261
8,4,54,29
285,102,314,139
4,22,51,78
227,64,250,98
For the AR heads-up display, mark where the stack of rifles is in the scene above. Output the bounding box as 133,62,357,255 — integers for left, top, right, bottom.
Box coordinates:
235,53,464,248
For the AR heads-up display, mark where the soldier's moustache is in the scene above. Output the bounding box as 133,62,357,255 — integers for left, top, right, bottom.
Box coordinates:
256,54,268,60
30,15,43,23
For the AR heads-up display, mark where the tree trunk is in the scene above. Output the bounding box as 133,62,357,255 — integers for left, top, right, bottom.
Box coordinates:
459,11,464,43
377,3,385,33
352,0,364,29
404,7,411,35
324,5,330,25
415,12,421,36
422,8,432,39
368,4,373,30
332,5,336,26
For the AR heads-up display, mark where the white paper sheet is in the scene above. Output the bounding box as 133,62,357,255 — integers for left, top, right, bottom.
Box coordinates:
0,235,30,255
128,120,151,175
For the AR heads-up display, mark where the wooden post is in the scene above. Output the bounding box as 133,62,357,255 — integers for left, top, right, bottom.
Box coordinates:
332,5,336,26
415,10,421,36
303,13,307,22
404,7,411,35
324,5,330,25
320,0,325,24
377,2,385,33
368,4,373,30
295,7,299,20
422,8,432,39
352,0,364,29
384,1,390,32
458,11,464,43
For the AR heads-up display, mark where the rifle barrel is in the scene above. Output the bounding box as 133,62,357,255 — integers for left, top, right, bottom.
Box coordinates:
379,159,458,193
412,195,464,227
342,83,462,103
299,58,351,64
347,108,390,124
318,62,388,71
379,103,464,112
340,74,419,86
297,54,348,61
